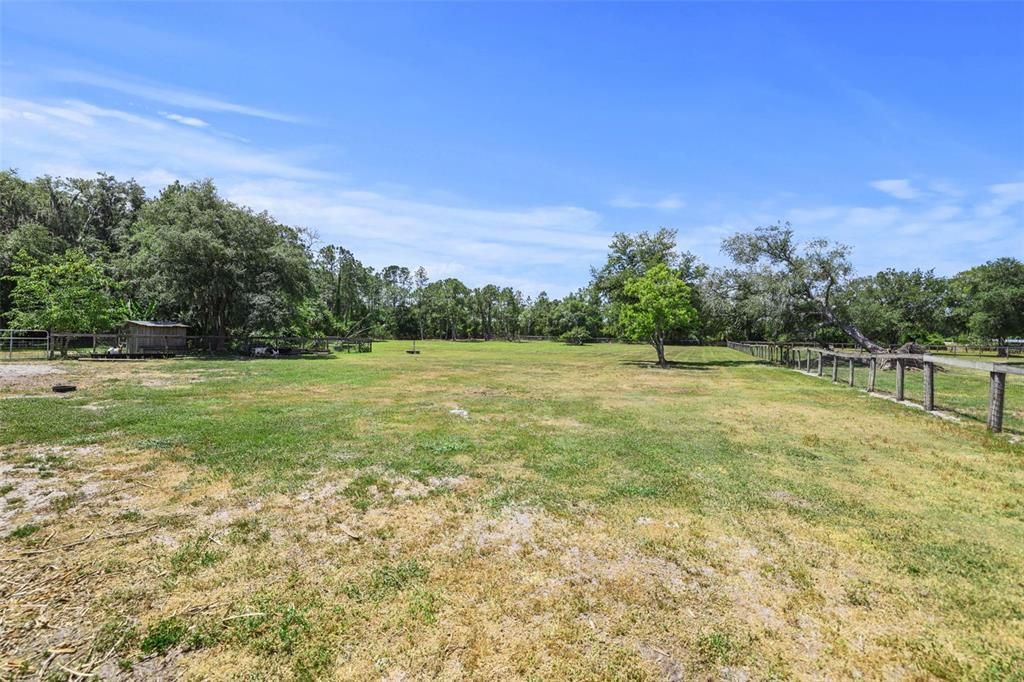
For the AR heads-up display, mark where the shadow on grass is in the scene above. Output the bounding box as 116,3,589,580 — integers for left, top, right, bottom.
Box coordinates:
621,359,757,370
186,353,339,362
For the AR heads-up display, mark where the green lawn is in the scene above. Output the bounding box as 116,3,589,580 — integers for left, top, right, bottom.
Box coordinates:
1,342,1022,680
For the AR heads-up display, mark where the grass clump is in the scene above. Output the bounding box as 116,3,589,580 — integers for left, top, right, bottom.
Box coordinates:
169,536,221,576
8,523,41,539
95,617,140,655
696,631,742,665
227,517,271,545
343,559,428,602
226,595,317,656
343,472,392,511
140,617,188,655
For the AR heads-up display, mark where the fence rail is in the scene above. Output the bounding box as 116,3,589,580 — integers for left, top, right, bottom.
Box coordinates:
727,341,1021,433
737,340,1023,357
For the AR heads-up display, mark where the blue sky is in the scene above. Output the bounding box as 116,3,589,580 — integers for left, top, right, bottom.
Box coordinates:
2,2,1022,296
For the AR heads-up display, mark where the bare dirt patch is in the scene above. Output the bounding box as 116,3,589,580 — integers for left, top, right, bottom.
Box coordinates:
0,364,63,380
0,359,214,399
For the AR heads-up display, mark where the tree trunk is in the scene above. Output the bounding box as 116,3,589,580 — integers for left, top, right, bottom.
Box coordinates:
654,336,667,368
821,307,886,353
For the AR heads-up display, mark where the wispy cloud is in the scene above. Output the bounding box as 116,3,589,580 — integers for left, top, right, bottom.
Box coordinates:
977,181,1024,219
162,112,209,128
49,69,304,124
609,193,686,211
225,179,608,295
0,96,330,181
869,178,918,200
692,182,1023,277
0,93,609,296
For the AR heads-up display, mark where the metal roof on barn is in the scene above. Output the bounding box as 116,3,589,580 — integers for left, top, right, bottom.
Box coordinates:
125,320,190,328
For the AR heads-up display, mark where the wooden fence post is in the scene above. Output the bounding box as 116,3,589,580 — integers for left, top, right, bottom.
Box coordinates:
868,357,877,392
817,352,823,376
831,356,838,382
923,362,935,411
988,371,1005,432
895,359,905,401
848,359,855,386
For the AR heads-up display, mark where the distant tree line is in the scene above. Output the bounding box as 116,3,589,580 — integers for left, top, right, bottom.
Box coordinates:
2,171,1021,355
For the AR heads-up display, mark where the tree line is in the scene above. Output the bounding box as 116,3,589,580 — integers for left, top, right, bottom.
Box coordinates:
2,171,1021,358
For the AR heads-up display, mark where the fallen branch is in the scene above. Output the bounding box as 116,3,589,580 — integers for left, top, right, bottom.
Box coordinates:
222,612,266,622
57,662,96,678
18,525,158,556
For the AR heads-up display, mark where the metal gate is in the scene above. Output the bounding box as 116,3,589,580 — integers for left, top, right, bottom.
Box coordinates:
0,330,50,361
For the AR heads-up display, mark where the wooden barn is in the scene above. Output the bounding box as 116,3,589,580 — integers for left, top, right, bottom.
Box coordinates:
124,321,189,355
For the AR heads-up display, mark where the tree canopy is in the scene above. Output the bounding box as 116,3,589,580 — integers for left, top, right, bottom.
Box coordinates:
5,248,117,336
1,169,1020,351
619,263,697,367
951,258,1024,355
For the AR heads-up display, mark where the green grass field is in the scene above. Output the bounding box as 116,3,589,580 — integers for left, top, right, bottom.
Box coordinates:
1,342,1022,680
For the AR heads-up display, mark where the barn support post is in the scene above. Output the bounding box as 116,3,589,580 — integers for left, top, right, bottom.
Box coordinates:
848,359,855,386
988,371,1006,432
831,356,838,382
895,360,905,401
923,362,935,411
868,357,877,392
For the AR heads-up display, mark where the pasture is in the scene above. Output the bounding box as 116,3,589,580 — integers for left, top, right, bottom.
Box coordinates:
1,342,1022,680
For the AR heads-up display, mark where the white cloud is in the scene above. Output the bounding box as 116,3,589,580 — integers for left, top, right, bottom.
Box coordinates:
869,178,919,200
980,181,1024,218
779,191,1022,275
49,69,304,124
163,112,209,128
4,87,1017,293
686,178,1024,277
609,193,686,210
223,179,608,295
0,96,328,181
0,93,609,297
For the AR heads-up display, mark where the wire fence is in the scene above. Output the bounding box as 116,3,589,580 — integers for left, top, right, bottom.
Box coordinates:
0,329,50,361
727,341,1023,433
